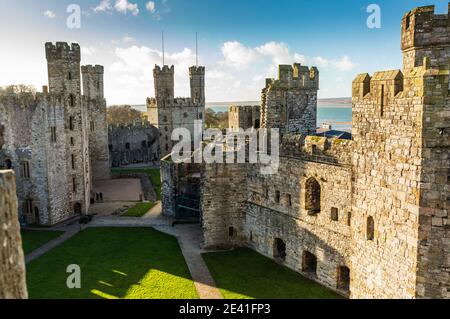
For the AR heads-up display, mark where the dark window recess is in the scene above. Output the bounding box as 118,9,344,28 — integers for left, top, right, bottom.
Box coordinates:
367,216,375,241
302,251,317,276
275,190,280,203
337,266,350,292
331,207,339,221
305,177,321,214
274,238,286,261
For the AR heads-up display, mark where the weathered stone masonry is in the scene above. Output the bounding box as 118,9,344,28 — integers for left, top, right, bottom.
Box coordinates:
0,126,28,298
162,4,449,299
0,42,110,226
147,65,205,158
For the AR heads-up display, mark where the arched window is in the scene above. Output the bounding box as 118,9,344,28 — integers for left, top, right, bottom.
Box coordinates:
305,177,321,215
125,143,130,150
367,216,375,241
68,72,72,80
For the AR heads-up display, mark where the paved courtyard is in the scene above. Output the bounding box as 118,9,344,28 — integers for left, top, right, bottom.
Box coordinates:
92,179,143,202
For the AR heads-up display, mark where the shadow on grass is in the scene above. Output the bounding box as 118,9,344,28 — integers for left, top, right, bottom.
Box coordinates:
26,227,197,299
202,248,343,299
21,230,65,255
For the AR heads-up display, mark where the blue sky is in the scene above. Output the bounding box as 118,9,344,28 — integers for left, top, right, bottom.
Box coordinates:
0,0,448,104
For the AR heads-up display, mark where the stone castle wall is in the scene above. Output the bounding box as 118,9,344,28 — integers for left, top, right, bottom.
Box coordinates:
108,122,159,167
0,169,28,298
228,105,261,131
0,126,28,298
0,42,110,226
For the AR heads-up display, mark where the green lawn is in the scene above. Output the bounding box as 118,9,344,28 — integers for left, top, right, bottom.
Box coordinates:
111,167,161,200
203,248,342,299
21,230,64,255
122,202,156,217
26,227,198,299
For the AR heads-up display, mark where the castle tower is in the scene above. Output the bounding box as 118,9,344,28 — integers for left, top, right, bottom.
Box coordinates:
147,65,206,158
261,63,319,135
189,66,205,104
45,42,91,217
45,42,81,95
81,65,104,100
82,65,110,180
401,4,450,70
154,65,174,101
351,4,450,299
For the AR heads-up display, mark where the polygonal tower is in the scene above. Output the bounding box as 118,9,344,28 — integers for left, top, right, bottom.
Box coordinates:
45,42,91,216
82,65,110,180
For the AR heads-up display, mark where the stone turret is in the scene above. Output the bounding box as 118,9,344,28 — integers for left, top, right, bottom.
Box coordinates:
45,42,81,95
261,63,319,135
154,65,174,101
81,65,104,100
189,66,205,104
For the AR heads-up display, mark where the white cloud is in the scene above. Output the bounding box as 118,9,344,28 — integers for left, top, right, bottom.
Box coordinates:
44,10,56,19
93,0,139,15
93,0,112,13
146,1,156,13
332,56,357,71
108,45,197,104
122,36,135,44
115,0,139,15
81,46,97,56
313,56,329,68
220,41,260,70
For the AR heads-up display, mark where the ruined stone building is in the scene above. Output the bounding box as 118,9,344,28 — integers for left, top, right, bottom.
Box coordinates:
108,121,159,167
228,105,260,131
147,65,205,158
162,5,449,299
0,42,110,226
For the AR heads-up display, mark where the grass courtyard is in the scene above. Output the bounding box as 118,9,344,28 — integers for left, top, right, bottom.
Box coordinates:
26,227,198,299
203,248,342,299
122,202,157,217
21,230,64,255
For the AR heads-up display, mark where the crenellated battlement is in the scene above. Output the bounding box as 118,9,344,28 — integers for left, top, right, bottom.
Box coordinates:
401,4,450,51
189,66,205,75
147,96,203,107
265,63,319,90
0,91,66,109
45,42,80,61
352,69,404,99
154,65,175,74
81,65,104,74
280,134,352,165
108,121,156,132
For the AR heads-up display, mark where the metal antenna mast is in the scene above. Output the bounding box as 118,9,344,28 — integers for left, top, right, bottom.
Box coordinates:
195,32,198,67
162,30,165,65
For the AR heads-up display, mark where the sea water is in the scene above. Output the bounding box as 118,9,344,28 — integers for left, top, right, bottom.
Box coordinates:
131,103,353,132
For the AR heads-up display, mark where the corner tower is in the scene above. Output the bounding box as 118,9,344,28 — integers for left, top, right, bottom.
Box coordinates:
189,66,205,104
351,4,450,299
154,65,174,101
261,63,319,135
82,65,110,180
